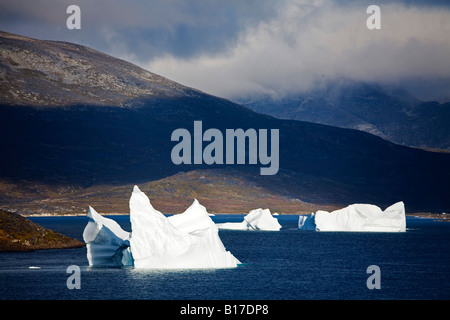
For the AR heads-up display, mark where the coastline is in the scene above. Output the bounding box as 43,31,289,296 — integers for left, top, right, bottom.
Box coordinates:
22,212,449,221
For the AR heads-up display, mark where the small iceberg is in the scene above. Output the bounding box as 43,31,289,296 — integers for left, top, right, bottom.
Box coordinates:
217,208,282,231
298,201,406,232
298,214,316,231
82,186,241,269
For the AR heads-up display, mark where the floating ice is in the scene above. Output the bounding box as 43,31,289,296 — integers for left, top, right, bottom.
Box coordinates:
298,201,406,232
83,186,241,269
217,208,282,231
83,206,133,267
298,213,316,231
130,186,240,268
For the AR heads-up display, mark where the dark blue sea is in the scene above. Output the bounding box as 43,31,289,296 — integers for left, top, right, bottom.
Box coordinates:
0,215,449,300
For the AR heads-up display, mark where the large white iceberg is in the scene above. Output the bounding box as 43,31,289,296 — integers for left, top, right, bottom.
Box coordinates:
298,201,406,232
83,186,241,269
83,206,133,267
130,186,240,268
217,208,282,231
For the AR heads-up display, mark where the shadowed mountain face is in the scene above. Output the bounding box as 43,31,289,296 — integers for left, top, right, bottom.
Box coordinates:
0,31,449,212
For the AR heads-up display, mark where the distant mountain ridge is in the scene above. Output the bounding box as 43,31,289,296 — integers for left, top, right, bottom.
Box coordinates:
0,31,200,107
0,31,449,213
235,79,450,150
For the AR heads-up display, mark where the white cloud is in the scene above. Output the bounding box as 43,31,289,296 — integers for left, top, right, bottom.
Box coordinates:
146,1,450,100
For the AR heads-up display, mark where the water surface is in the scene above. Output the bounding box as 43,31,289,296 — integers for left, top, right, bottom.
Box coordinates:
0,215,448,300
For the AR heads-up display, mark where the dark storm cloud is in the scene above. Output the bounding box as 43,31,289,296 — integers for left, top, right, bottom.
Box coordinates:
146,0,450,100
0,0,279,61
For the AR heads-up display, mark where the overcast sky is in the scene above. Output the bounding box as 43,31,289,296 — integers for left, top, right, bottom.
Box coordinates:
1,0,450,101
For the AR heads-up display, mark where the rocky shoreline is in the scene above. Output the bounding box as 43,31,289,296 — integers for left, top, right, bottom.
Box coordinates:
411,212,449,221
0,209,85,252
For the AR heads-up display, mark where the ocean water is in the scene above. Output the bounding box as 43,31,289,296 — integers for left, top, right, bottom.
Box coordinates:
0,215,449,300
